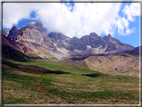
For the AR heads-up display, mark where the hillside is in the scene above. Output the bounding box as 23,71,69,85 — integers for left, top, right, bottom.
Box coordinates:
2,35,31,61
2,21,140,105
84,53,139,77
2,58,139,104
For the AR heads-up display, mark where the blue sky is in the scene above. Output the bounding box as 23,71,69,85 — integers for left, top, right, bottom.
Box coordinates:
3,2,140,47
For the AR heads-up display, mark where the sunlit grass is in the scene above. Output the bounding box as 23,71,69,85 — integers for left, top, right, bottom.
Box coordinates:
2,58,139,104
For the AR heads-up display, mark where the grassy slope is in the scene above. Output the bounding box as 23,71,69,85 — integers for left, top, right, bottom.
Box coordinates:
2,58,139,104
65,60,89,69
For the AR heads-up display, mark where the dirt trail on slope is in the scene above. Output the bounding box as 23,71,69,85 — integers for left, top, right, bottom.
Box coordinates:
31,75,68,104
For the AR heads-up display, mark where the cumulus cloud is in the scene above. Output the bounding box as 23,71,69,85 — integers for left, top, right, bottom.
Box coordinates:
3,3,37,28
114,3,140,36
114,16,136,36
2,2,140,38
36,3,122,37
122,3,140,22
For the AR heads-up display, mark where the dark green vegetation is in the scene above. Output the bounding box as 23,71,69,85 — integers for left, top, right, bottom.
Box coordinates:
2,56,139,104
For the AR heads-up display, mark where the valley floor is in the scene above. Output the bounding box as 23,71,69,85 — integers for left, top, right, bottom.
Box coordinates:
2,58,140,105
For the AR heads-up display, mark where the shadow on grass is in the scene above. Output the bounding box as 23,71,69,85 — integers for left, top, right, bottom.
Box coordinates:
2,60,71,74
82,73,101,78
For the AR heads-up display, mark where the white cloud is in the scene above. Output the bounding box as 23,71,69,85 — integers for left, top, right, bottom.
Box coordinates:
114,16,136,36
113,3,140,36
122,3,140,22
3,3,37,28
2,2,140,38
125,27,135,35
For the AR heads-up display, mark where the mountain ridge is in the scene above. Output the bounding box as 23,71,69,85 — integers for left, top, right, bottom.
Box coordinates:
4,21,135,60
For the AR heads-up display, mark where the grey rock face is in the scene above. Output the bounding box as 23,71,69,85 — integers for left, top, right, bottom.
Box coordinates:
7,21,47,40
105,42,116,52
2,30,9,37
49,32,70,40
68,37,85,51
81,33,106,49
7,26,18,40
7,21,57,58
49,31,134,56
7,21,135,60
23,21,46,33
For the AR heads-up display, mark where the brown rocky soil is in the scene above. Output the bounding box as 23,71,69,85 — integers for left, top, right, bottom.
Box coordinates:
85,54,139,77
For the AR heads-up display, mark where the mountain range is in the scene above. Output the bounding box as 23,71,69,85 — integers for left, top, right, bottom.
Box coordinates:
3,21,136,60
2,21,140,104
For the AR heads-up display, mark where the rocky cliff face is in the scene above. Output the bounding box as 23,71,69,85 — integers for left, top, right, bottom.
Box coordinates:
49,32,70,40
2,30,9,37
105,42,116,52
7,21,54,48
6,21,135,60
81,33,106,49
49,31,134,55
7,21,60,60
2,34,35,61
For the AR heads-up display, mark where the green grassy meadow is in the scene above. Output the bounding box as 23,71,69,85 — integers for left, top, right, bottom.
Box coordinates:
2,58,139,104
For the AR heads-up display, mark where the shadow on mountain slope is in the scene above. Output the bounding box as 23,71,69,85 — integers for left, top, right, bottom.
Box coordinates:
2,35,42,62
2,45,31,62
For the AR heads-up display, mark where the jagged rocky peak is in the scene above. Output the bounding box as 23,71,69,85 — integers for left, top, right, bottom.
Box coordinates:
9,26,17,35
6,21,136,59
7,21,48,41
102,33,113,44
72,36,79,40
26,21,41,26
80,32,106,48
81,32,99,39
69,37,80,45
7,26,18,40
23,21,46,33
90,32,99,37
11,26,17,31
49,32,70,40
108,33,111,37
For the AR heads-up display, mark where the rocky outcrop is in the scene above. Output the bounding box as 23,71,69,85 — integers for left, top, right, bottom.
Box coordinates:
7,21,60,60
81,33,106,49
6,21,135,60
7,21,53,47
105,42,116,52
2,30,9,37
2,34,36,61
49,32,70,40
49,31,134,55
